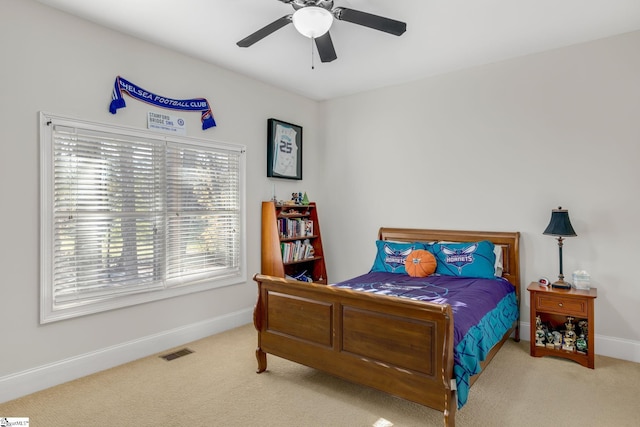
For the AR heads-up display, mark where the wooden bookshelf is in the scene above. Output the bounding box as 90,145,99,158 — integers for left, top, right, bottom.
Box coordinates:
261,201,327,284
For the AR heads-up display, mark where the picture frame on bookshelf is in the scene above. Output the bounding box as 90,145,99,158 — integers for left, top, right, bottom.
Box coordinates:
267,118,303,180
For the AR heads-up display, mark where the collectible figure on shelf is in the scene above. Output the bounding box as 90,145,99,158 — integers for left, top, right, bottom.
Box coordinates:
552,331,562,349
291,192,303,205
545,331,555,349
578,320,589,337
576,334,588,354
562,316,576,351
301,192,310,205
535,315,546,347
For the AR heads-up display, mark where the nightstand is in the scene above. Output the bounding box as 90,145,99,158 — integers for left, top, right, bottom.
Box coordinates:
528,282,597,368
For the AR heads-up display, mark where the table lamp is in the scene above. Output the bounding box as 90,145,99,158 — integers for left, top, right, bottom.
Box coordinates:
543,206,577,289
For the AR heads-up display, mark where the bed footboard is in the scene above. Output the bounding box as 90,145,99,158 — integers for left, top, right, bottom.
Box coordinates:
253,274,457,426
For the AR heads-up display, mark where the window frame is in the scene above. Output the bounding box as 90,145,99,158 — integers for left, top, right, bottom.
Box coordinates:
39,112,246,323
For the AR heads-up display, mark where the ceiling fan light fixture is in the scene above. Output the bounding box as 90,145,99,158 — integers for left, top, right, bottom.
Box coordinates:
292,6,333,38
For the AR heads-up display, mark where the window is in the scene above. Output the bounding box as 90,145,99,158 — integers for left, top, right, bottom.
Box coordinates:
40,112,246,323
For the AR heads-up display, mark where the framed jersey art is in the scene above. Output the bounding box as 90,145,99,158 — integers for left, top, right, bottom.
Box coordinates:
267,118,302,180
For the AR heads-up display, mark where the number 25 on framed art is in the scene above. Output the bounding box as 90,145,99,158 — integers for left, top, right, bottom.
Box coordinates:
267,118,302,180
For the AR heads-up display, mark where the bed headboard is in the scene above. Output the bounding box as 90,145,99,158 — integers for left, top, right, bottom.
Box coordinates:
378,227,521,292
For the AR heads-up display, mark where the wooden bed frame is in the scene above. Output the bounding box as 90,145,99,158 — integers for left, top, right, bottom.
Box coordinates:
253,228,520,427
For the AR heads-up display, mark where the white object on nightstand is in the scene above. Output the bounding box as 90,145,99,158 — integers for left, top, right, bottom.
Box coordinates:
573,270,591,290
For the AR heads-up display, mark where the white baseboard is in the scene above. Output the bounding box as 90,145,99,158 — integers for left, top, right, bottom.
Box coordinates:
3,314,637,404
0,308,253,404
520,321,640,363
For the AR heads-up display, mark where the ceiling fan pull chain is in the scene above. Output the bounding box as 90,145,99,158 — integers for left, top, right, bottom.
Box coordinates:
311,37,315,70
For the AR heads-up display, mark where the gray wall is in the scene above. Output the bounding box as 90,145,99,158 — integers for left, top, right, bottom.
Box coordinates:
319,31,640,358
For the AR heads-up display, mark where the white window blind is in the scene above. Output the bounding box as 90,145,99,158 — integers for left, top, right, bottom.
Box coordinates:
165,142,242,285
40,112,246,323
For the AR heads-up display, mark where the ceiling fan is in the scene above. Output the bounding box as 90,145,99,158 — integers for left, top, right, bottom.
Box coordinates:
237,0,407,63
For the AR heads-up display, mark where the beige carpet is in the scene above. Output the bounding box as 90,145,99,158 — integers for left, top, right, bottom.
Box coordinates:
1,324,639,426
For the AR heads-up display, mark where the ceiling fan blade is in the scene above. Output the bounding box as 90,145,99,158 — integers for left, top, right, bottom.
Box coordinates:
314,32,337,63
333,7,406,36
237,15,292,47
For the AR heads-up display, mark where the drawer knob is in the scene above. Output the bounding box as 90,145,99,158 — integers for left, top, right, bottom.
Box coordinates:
558,303,563,307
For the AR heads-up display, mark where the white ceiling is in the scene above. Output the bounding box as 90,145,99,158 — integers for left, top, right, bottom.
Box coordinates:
35,0,640,100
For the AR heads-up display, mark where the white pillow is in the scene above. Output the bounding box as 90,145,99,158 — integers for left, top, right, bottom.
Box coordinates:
494,245,503,277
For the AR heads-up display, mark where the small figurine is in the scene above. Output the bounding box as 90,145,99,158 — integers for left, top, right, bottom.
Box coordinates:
290,192,303,204
578,320,589,337
552,331,562,349
576,334,588,354
301,192,310,205
562,316,576,351
535,315,546,347
545,331,555,349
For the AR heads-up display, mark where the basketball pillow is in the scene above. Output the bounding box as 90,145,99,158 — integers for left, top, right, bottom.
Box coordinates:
404,249,437,277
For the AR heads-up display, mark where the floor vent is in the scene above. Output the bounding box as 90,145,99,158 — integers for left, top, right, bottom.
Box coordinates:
160,348,194,361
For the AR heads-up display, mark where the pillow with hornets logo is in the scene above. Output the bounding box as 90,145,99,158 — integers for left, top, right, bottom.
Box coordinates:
370,240,430,274
430,240,496,279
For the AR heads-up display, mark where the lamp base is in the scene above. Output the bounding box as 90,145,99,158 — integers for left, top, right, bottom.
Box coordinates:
551,279,572,290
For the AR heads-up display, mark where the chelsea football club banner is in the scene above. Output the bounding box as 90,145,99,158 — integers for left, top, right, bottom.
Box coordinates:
109,76,216,130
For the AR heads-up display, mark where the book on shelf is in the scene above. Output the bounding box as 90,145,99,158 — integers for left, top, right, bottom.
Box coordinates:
278,218,314,239
280,240,315,263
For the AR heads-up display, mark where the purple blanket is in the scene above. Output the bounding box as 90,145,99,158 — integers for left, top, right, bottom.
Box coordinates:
330,272,519,407
331,272,514,346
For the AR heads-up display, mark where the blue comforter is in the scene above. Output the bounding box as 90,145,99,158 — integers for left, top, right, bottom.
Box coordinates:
330,272,519,408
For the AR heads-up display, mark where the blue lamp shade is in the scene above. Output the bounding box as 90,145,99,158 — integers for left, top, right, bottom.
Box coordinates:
543,206,576,289
543,207,577,237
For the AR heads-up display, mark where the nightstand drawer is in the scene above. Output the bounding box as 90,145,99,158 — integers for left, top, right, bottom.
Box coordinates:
536,294,588,317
